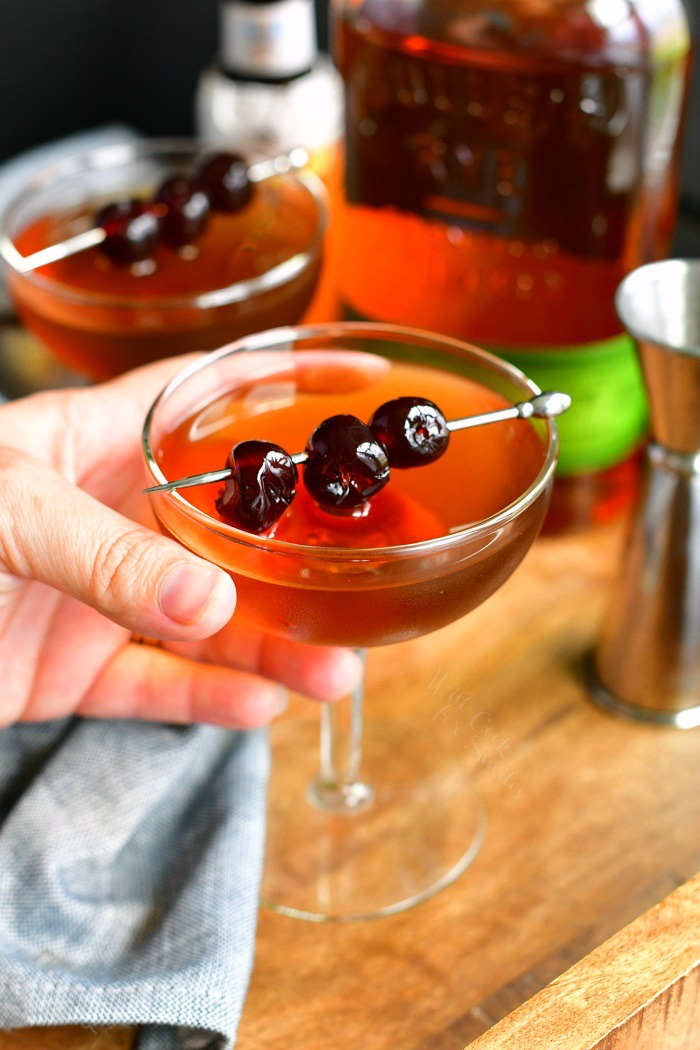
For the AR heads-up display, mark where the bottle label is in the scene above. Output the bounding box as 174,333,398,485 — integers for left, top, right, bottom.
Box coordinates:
220,0,315,80
493,334,648,476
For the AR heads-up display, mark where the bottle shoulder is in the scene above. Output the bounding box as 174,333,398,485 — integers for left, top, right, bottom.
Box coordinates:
337,0,691,69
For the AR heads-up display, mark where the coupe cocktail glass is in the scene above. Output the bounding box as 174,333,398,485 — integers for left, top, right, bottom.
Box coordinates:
0,139,325,380
143,323,558,920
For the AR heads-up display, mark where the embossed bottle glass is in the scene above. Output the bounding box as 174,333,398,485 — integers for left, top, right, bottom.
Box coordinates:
143,323,558,920
335,0,691,530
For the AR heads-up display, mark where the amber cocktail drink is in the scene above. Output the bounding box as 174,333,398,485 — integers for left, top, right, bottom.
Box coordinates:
0,141,324,380
143,323,558,919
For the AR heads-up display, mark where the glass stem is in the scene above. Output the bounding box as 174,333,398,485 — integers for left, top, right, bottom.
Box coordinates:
308,649,374,814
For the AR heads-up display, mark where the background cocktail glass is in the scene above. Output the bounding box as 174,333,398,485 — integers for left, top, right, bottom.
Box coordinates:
0,139,325,380
143,323,558,920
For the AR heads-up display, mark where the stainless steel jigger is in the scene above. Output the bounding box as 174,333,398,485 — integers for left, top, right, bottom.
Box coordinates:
591,259,700,728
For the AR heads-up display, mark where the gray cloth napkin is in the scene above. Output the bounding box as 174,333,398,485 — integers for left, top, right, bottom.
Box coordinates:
0,717,269,1048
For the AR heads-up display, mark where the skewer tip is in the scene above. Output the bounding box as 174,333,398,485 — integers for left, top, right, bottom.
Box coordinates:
521,391,572,418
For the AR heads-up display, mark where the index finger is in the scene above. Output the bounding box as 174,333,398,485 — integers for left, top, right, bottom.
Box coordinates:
73,353,206,481
0,353,204,487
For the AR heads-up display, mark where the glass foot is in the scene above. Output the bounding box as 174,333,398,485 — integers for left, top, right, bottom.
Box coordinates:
262,715,486,921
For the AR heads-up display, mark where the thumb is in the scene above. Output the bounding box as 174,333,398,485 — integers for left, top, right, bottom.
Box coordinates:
0,447,236,640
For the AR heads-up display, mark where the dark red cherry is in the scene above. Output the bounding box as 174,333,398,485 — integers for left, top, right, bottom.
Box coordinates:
197,152,252,213
154,175,211,246
370,396,450,467
215,440,296,533
96,199,160,265
303,414,390,512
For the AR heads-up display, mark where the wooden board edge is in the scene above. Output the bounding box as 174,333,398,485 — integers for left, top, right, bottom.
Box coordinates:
464,871,700,1050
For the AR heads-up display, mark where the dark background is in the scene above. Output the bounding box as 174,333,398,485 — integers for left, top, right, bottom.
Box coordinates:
0,0,697,244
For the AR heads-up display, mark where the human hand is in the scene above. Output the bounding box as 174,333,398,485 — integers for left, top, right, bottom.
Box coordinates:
0,358,361,728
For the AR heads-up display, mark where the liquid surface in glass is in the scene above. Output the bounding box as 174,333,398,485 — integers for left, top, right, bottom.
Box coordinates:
152,351,548,646
158,355,545,543
15,178,317,298
8,177,321,379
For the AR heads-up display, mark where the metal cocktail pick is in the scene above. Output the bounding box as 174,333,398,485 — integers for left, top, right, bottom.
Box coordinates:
143,390,570,495
6,147,310,274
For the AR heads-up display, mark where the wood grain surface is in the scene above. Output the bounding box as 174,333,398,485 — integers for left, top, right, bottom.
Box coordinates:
2,520,699,1050
468,872,700,1050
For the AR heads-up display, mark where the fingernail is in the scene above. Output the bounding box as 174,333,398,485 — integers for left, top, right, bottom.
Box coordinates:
159,562,235,626
274,689,288,718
